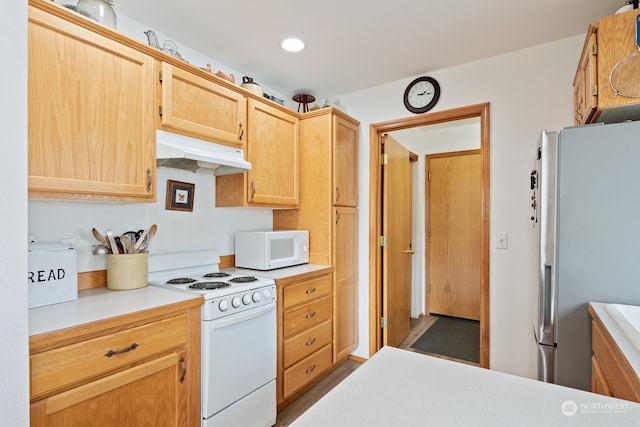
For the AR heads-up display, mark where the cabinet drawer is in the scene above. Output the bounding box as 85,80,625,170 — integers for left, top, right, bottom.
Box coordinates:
31,314,187,400
283,295,332,338
283,344,332,399
283,320,332,369
283,274,332,309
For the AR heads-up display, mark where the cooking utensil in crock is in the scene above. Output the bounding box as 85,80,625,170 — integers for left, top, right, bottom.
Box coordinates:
92,228,108,245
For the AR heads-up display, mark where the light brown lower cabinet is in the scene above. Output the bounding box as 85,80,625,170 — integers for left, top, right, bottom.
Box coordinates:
277,269,334,408
29,303,201,426
590,309,640,402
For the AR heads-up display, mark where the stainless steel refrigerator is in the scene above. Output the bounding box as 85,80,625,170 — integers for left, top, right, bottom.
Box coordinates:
534,120,640,391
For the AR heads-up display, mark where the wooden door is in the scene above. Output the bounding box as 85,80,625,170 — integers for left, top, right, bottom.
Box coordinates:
247,99,299,206
160,63,247,148
333,116,359,207
333,206,358,361
427,151,481,320
382,135,413,347
28,7,155,201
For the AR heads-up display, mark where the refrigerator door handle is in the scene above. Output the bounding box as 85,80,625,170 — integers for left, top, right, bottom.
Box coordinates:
539,263,556,345
537,344,555,383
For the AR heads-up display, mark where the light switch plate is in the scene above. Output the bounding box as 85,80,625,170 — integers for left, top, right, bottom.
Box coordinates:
496,232,508,249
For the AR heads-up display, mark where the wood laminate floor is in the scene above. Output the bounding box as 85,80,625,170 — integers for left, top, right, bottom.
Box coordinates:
275,316,477,425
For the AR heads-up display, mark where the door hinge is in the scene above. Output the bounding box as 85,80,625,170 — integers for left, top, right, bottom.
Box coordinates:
381,154,388,165
428,172,432,181
379,236,387,247
159,105,163,116
591,43,597,56
381,317,387,328
591,84,597,96
159,71,163,82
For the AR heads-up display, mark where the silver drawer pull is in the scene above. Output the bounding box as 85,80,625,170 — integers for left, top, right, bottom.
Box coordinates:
104,343,139,357
305,287,317,294
305,338,316,346
305,312,316,319
305,364,317,374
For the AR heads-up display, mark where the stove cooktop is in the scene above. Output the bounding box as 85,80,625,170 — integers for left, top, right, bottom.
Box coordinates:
148,267,274,300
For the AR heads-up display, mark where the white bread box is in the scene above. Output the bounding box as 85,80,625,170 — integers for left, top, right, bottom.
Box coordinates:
28,241,78,308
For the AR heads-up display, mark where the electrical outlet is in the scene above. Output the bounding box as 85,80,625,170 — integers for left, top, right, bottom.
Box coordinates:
496,232,508,249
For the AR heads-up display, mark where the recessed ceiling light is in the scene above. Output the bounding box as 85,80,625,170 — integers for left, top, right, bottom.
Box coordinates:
281,38,305,53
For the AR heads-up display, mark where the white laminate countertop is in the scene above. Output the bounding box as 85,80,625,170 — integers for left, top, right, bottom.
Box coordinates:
221,264,332,281
291,346,640,427
29,286,202,337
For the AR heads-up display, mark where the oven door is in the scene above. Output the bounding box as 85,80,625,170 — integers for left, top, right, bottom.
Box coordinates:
201,302,276,424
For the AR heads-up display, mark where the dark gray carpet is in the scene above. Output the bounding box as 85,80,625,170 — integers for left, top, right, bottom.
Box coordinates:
411,315,480,363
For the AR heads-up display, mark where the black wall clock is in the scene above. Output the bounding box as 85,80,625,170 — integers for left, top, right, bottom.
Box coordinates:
403,76,440,114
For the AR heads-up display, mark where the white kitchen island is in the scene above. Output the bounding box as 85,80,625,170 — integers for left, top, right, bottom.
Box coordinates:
291,346,640,426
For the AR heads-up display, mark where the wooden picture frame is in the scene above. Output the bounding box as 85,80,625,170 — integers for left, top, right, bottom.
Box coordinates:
165,180,195,212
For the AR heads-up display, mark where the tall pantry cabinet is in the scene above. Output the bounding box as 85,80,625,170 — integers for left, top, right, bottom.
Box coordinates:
273,108,359,362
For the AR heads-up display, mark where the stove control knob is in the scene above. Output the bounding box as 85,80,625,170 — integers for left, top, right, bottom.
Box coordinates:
218,299,229,312
232,296,241,308
242,294,251,305
263,289,271,299
252,292,261,303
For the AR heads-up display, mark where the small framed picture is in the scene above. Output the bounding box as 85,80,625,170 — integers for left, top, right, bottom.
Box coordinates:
165,180,195,212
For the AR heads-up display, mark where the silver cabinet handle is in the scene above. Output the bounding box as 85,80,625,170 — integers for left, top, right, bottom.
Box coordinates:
305,311,316,319
305,364,317,374
335,187,341,203
305,287,316,294
250,181,256,200
305,338,317,346
335,209,340,224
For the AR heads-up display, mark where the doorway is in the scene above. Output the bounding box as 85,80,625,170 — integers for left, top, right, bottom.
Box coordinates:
368,103,490,368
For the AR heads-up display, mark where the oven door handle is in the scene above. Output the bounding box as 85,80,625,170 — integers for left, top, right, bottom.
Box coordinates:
208,302,276,330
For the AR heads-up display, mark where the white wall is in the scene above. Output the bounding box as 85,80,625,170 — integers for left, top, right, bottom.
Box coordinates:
1,1,29,425
340,35,582,378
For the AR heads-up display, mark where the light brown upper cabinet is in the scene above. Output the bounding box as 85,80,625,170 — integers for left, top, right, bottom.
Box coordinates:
28,5,155,201
574,9,640,124
216,99,299,207
159,63,247,148
333,116,359,207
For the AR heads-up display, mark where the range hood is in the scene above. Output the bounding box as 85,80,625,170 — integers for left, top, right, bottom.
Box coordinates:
156,130,251,175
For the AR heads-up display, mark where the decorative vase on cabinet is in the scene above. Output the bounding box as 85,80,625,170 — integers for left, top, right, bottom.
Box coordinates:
76,0,116,28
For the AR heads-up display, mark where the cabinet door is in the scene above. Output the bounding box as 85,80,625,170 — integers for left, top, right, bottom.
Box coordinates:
597,10,640,109
28,7,155,201
574,27,597,125
247,99,299,206
333,207,358,361
332,116,358,207
30,353,188,427
160,63,247,148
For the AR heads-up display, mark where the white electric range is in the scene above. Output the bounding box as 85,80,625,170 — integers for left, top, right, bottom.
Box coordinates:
148,250,277,427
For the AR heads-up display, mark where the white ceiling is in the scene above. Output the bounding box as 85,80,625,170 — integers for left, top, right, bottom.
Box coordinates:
115,0,627,102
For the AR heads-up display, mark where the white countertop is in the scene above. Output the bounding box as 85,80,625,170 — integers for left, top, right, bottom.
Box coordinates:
291,346,640,427
29,286,202,337
590,302,640,379
221,264,332,281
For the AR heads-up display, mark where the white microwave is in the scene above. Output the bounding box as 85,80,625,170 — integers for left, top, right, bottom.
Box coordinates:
235,230,309,270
